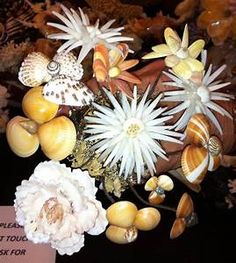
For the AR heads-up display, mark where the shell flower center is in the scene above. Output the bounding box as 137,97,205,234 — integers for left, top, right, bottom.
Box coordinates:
108,66,121,78
123,118,144,138
40,197,64,225
197,86,210,103
176,47,189,59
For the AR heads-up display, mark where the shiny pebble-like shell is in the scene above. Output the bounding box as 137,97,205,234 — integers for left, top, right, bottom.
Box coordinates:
18,52,51,87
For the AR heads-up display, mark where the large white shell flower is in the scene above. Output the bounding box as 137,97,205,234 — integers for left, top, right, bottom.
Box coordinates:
162,57,234,134
85,87,182,183
14,161,108,256
47,4,133,64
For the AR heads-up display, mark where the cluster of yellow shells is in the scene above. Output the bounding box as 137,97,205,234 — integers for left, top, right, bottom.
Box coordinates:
6,86,76,160
105,201,161,244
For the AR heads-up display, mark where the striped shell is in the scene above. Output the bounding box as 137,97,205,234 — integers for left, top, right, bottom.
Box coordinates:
185,113,210,146
18,52,51,87
52,52,84,80
181,145,208,184
208,136,222,157
42,75,94,106
93,44,109,82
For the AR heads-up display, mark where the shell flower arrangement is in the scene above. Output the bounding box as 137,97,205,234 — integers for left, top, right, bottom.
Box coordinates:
5,4,236,256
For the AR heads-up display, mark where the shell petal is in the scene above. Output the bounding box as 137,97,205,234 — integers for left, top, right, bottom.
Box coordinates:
43,75,94,107
181,145,208,184
170,218,186,239
208,154,221,171
185,113,210,146
176,192,194,218
156,175,174,191
18,52,51,87
148,191,165,205
144,176,159,191
188,39,205,58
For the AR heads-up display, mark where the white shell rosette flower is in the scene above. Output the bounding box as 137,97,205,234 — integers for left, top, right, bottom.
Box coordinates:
14,160,108,255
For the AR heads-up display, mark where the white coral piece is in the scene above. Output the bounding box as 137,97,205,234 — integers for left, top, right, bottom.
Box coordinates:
47,4,133,64
84,87,182,183
14,160,108,256
162,53,234,134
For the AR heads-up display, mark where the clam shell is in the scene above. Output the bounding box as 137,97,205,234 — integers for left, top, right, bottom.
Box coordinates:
144,176,158,191
52,52,84,80
181,145,208,184
43,75,94,107
176,192,194,218
156,175,174,191
106,201,138,228
185,113,210,146
170,218,186,239
133,207,161,231
105,225,138,244
18,52,51,87
38,116,76,161
6,116,39,157
208,154,221,171
22,86,59,124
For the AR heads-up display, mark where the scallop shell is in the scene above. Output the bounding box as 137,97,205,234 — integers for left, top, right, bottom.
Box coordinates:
105,225,138,244
170,218,186,239
18,52,51,87
106,201,138,228
38,116,76,161
43,75,94,106
176,192,194,218
52,52,84,80
185,113,210,146
133,207,161,231
22,86,59,124
181,145,208,184
6,116,39,157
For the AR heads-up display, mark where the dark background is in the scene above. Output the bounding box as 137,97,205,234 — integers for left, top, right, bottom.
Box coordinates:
1,0,236,262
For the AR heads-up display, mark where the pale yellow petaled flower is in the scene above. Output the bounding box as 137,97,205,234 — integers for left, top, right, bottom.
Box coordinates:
142,24,205,79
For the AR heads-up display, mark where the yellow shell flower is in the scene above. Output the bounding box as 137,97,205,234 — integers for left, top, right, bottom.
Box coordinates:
142,25,205,79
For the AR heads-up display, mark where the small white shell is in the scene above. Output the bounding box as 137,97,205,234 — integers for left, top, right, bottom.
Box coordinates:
43,75,94,107
18,52,51,87
52,52,84,80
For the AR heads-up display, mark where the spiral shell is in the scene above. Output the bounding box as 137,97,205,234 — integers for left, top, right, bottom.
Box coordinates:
22,86,59,124
6,116,39,157
185,113,210,146
181,145,208,184
38,116,76,161
133,207,161,231
47,60,61,76
106,201,138,228
105,225,138,244
52,52,84,80
208,136,222,157
18,52,51,87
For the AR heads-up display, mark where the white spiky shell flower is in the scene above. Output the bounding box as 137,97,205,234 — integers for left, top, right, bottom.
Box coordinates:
84,87,183,183
162,51,234,134
47,4,133,64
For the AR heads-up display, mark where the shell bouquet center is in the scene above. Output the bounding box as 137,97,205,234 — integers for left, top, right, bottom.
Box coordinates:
2,0,236,256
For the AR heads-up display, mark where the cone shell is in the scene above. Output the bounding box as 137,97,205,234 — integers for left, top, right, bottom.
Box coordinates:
18,52,51,87
22,86,59,124
185,113,210,146
133,207,161,231
106,201,138,228
181,145,208,184
170,218,186,239
105,225,138,244
38,116,76,161
6,116,39,157
176,192,194,218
